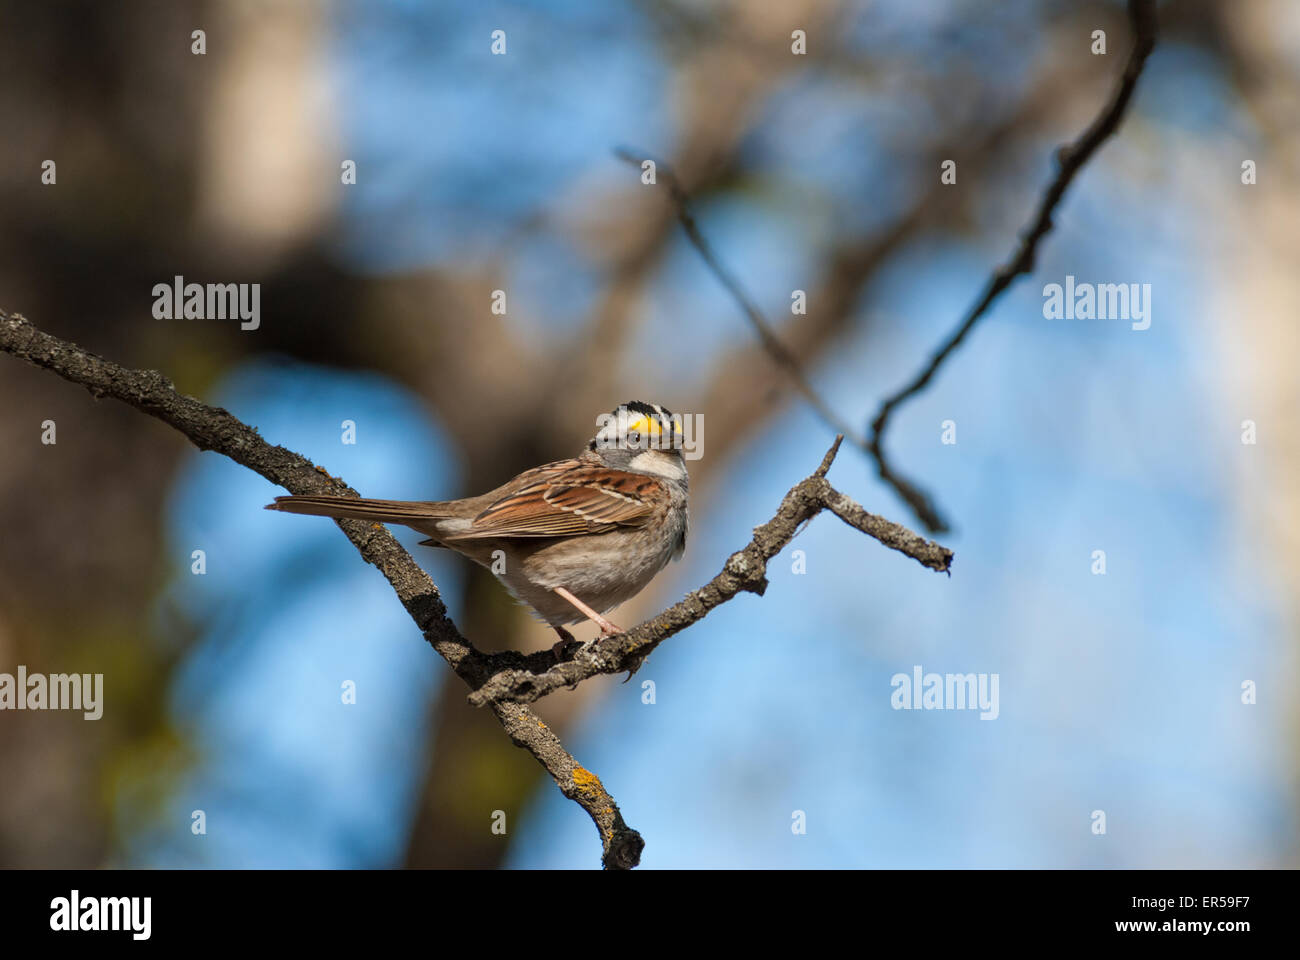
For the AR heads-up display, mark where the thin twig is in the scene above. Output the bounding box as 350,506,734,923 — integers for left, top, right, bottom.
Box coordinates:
866,0,1158,533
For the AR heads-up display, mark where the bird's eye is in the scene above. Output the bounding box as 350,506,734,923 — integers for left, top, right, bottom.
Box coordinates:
628,431,640,445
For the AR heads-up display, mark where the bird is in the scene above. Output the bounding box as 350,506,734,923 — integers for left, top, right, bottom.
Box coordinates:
265,401,689,650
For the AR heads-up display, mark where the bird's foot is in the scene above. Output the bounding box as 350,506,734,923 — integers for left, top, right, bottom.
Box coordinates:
550,627,582,659
621,649,650,683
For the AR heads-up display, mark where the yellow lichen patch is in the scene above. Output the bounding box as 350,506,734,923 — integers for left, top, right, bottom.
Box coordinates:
572,765,604,796
538,720,547,729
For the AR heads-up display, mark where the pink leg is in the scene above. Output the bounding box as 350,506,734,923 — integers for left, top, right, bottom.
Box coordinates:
553,586,624,636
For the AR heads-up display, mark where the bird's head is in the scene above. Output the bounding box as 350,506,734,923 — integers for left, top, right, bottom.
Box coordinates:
588,401,687,480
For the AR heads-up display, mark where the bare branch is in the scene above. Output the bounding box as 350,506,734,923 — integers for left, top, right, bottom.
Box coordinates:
613,33,1118,514
0,309,643,870
867,0,1159,533
1,310,951,865
468,435,952,707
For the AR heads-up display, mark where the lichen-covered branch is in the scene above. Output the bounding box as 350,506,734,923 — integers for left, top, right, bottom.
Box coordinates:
0,309,642,870
1,308,952,868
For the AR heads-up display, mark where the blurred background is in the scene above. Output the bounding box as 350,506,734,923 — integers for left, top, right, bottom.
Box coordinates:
0,0,1297,868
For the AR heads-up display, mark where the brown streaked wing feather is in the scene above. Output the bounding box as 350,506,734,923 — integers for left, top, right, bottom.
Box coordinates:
443,466,657,540
543,482,652,525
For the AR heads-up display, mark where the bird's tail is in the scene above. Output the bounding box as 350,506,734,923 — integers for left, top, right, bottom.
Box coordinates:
265,494,453,525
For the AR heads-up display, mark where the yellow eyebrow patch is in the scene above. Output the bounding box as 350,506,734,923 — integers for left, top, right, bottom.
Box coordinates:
625,414,661,436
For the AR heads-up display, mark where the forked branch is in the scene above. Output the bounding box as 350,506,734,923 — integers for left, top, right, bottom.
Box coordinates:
1,308,951,868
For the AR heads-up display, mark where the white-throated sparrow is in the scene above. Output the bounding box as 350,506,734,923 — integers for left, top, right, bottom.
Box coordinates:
266,401,689,645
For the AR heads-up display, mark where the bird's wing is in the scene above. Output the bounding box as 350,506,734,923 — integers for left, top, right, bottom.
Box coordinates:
442,463,659,540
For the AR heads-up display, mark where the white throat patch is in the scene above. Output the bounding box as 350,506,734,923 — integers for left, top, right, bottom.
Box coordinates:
627,449,687,482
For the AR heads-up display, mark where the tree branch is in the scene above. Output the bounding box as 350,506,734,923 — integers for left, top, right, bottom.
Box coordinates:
0,309,643,870
468,435,952,707
0,308,952,865
867,0,1158,533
